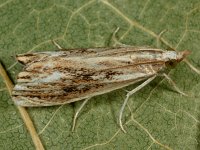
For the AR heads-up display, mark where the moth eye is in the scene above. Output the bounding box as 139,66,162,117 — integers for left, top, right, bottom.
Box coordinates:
169,61,174,66
165,60,177,68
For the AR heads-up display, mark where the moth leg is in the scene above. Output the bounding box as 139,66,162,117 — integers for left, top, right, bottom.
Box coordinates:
162,73,188,96
52,40,63,50
119,76,156,133
156,29,168,48
112,27,129,47
72,97,91,132
183,59,200,75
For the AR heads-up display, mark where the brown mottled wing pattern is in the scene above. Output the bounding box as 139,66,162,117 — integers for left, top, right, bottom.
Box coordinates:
12,47,166,106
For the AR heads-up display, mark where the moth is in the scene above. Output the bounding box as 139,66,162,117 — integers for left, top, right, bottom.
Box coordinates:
12,46,190,132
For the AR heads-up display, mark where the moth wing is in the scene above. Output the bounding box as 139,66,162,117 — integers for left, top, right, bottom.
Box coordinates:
13,47,165,106
16,47,164,64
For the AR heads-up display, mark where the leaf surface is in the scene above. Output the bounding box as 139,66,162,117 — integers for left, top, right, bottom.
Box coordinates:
0,0,200,149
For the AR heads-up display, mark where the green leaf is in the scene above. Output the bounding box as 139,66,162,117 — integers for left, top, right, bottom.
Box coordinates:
1,0,200,149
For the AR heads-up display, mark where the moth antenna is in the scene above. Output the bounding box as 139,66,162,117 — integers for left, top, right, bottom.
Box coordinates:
184,59,200,75
72,98,91,132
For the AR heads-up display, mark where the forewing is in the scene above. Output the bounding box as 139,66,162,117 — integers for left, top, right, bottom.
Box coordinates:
13,48,165,106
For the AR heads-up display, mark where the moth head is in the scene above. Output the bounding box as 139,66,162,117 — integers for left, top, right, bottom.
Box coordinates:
165,50,190,68
176,50,191,62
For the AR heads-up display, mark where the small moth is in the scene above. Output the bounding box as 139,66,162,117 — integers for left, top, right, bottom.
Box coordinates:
12,46,190,132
